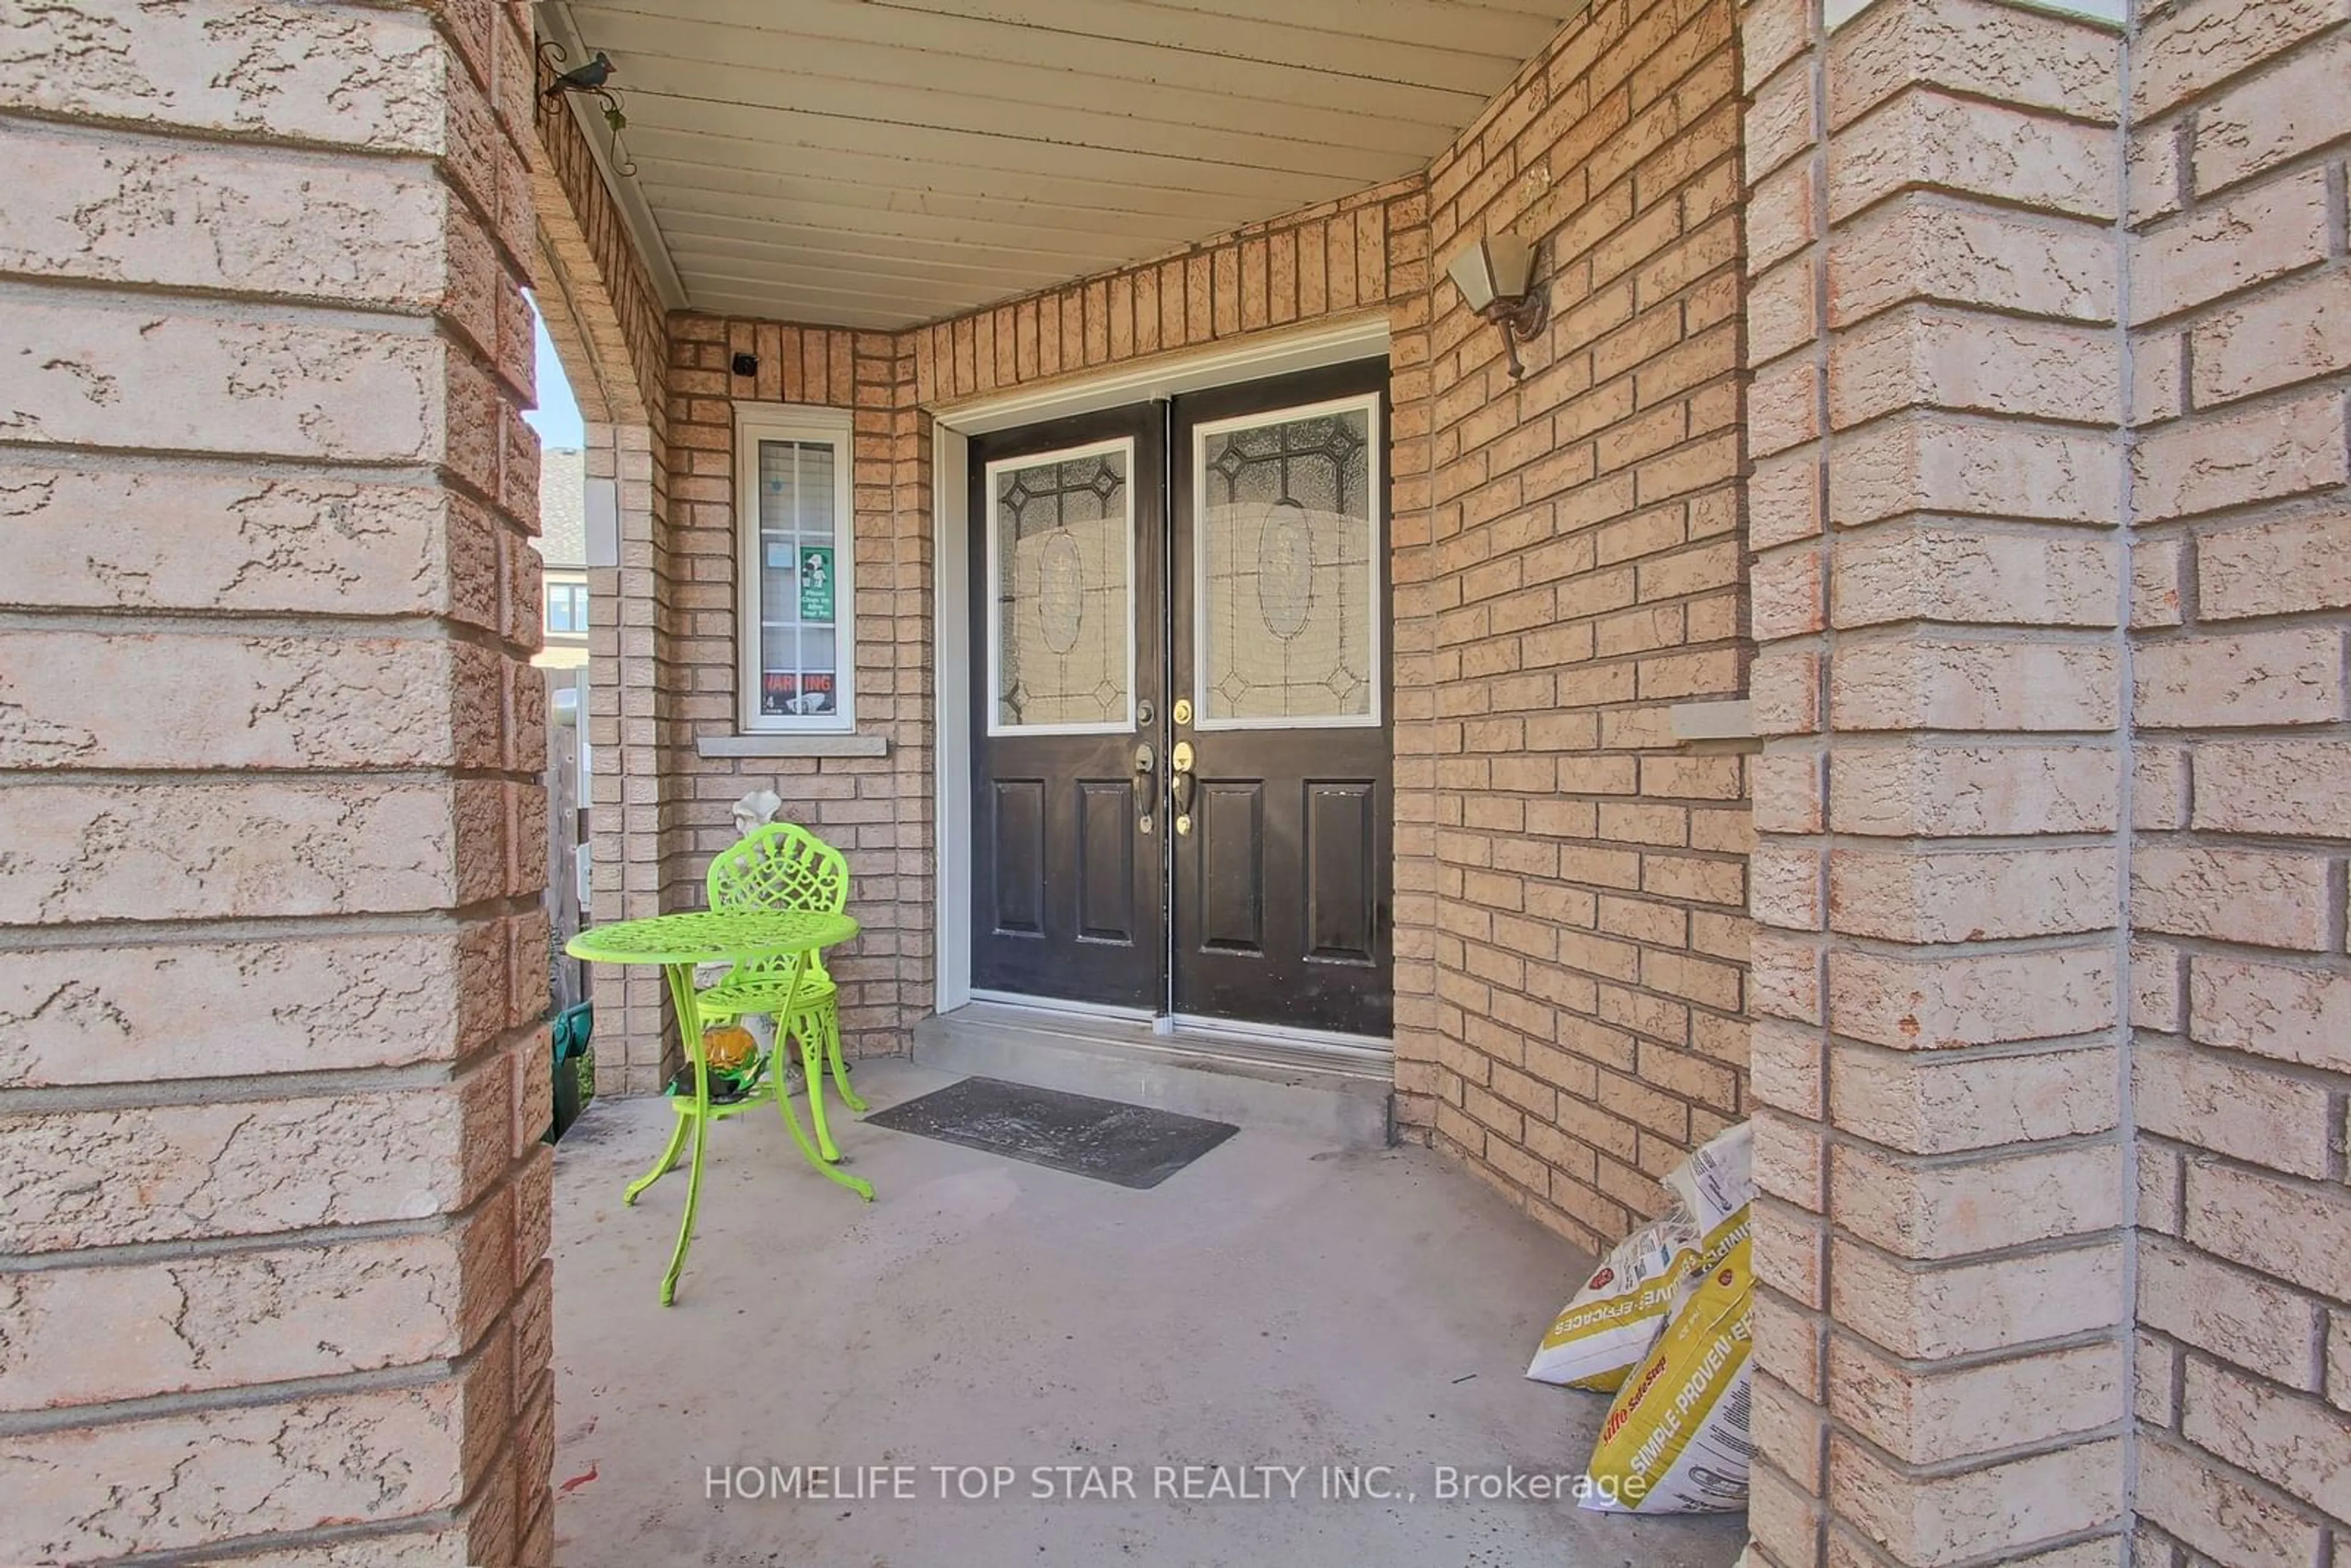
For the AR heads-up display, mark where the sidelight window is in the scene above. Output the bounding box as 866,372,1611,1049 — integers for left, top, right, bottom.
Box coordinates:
736,403,855,733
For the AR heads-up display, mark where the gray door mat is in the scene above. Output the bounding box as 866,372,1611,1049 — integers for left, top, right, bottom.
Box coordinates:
865,1076,1239,1189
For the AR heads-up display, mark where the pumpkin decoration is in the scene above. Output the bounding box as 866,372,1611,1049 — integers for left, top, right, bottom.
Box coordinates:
701,1023,759,1073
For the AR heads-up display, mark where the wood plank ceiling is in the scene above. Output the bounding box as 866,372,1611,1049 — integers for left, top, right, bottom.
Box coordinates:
539,0,1589,329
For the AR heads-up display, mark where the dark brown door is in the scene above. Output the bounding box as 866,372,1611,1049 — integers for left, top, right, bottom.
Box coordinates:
967,363,1392,1035
969,405,1166,1008
1168,361,1392,1037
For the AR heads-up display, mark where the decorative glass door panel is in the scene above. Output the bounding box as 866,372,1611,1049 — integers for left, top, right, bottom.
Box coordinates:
986,439,1134,734
1193,397,1379,729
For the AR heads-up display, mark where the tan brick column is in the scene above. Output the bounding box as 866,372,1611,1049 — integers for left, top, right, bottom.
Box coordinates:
0,4,555,1561
1741,1,2132,1561
2124,0,2351,1558
584,417,676,1092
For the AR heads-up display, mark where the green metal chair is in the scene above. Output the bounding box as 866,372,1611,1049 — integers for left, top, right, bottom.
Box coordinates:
700,823,866,1128
621,823,869,1207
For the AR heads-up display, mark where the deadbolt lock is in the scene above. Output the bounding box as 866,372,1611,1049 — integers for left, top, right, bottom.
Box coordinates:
1172,697,1193,726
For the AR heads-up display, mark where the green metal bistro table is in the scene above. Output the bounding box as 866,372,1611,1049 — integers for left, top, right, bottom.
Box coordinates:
565,909,865,1305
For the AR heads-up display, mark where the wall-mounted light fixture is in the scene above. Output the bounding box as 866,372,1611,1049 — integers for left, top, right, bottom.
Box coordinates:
1445,234,1548,380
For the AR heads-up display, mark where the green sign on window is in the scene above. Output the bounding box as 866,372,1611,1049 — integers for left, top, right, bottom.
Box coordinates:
799,546,835,622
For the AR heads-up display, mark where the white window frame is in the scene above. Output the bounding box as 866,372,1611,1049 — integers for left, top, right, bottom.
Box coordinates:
1190,391,1385,732
735,402,857,735
983,435,1139,738
545,580,588,635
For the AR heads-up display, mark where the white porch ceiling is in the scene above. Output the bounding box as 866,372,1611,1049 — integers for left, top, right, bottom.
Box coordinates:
539,0,1586,330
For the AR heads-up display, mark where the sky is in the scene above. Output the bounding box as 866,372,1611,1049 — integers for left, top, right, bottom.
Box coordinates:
523,297,587,451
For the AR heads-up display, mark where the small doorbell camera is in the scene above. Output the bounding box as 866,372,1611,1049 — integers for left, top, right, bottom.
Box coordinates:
731,353,758,378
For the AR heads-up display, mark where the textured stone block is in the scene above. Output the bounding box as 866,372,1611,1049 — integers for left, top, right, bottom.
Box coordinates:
1828,743,2118,836
2130,167,2331,325
1827,846,2117,942
1830,1040,2118,1154
2134,628,2346,729
0,925,509,1087
2139,1239,2322,1391
2131,537,2185,628
1829,1139,2122,1259
0,298,445,463
1830,1236,2123,1358
0,1212,508,1411
2189,270,2351,408
0,464,503,625
1751,931,1826,1024
0,0,447,148
1829,305,2120,429
2191,741,2351,835
2131,0,2345,119
2197,509,2351,620
1826,944,2116,1049
1829,412,2120,527
0,630,495,771
2135,1040,2334,1179
1753,1286,1828,1397
0,780,487,924
2136,1436,2326,1568
1829,639,2118,731
1831,196,2116,327
2183,1159,2351,1299
1827,1433,2123,1565
1828,0,2123,123
1828,1334,2124,1465
1829,89,2117,223
1752,748,1825,835
1832,528,2118,629
2129,846,2331,950
0,1071,509,1254
2181,1373,2351,1532
0,121,449,304
2188,955,2351,1071
0,1380,478,1564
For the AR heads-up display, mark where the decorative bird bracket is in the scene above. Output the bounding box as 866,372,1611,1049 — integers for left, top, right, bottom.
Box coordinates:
538,42,635,175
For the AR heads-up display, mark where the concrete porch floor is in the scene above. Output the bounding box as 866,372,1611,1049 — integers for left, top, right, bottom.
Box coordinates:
550,1059,1749,1567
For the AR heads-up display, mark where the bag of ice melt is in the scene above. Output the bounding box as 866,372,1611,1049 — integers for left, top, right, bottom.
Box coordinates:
1525,1122,1755,1392
1668,1121,1752,1226
1524,1207,1698,1390
1580,1233,1755,1514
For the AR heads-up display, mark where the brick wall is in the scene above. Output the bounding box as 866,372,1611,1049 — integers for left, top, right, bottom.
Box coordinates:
1413,0,1751,1254
0,2,555,1560
2125,0,2351,1559
600,0,1753,1252
1741,1,2136,1561
658,317,936,1062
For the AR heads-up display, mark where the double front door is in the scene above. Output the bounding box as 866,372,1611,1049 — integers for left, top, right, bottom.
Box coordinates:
969,360,1392,1038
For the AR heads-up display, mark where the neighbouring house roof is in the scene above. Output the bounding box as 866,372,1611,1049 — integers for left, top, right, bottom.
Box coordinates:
537,447,587,569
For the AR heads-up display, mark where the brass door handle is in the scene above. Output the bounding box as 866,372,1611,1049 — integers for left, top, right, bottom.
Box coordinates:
1169,740,1195,816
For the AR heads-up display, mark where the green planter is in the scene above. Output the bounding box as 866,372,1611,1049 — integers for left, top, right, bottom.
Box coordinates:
548,1002,594,1143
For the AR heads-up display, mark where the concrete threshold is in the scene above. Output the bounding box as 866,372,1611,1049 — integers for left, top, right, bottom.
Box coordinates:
912,1000,1395,1149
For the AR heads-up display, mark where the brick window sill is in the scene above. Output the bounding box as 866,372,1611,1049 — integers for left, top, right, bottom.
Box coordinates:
696,733,890,759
